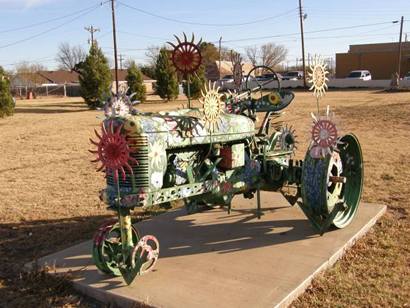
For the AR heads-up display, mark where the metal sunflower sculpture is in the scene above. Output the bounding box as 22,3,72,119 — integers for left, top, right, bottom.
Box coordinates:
168,33,202,75
309,106,341,158
168,33,203,108
308,55,329,100
199,81,224,132
307,55,339,159
89,120,138,182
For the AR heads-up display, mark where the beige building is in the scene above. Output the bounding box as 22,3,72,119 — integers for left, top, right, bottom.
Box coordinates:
206,60,255,81
336,42,410,79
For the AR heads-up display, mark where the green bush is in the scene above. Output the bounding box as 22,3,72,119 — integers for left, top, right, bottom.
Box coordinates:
78,44,111,109
183,65,206,99
0,67,14,118
126,61,146,103
155,48,179,101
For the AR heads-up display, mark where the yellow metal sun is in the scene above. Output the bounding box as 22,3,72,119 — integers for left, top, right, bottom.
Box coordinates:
199,81,224,132
308,55,329,98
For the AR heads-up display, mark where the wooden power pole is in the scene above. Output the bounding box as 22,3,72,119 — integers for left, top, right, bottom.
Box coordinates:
218,36,222,81
85,25,100,47
397,16,404,78
298,0,307,88
111,0,119,96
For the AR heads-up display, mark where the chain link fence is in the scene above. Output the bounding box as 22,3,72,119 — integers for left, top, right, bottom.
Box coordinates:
11,84,81,98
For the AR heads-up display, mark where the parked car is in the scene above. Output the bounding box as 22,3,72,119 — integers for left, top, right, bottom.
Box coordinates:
346,70,372,80
220,75,234,83
404,71,410,80
282,71,303,80
255,73,282,82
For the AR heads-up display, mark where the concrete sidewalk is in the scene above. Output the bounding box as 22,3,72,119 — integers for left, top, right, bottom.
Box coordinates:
34,192,385,308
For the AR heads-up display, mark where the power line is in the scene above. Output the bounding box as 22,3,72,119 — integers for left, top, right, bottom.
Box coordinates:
118,1,298,27
0,3,104,34
117,30,168,41
0,4,103,49
2,57,57,67
220,20,400,43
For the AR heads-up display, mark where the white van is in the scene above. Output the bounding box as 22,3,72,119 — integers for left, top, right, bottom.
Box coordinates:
346,70,372,80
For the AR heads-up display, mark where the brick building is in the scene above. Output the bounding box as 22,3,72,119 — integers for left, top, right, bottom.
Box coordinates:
336,42,410,79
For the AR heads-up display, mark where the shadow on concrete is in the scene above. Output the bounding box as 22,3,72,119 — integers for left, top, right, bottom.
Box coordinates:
141,207,318,259
44,206,319,290
33,205,321,292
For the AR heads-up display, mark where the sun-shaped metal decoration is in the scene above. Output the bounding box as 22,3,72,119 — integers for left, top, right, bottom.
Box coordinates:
309,106,341,159
199,81,224,132
168,33,202,75
307,55,329,98
279,125,297,154
231,52,243,88
89,120,138,182
104,96,130,118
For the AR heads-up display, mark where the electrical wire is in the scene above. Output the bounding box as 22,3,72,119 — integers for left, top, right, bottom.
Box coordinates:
219,20,400,43
117,30,168,41
0,3,105,34
118,1,298,27
0,4,104,49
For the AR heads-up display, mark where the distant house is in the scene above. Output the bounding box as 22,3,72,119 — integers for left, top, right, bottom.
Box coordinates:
11,69,156,95
110,69,156,94
206,60,255,81
11,70,79,88
37,70,79,85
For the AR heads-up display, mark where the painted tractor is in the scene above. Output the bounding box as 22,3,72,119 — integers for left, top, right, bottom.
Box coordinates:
89,35,363,284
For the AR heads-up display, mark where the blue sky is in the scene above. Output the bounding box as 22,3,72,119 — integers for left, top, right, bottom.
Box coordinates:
0,0,409,70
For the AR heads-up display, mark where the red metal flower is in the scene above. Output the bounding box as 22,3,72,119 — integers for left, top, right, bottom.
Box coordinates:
89,120,138,182
168,33,202,75
311,119,337,148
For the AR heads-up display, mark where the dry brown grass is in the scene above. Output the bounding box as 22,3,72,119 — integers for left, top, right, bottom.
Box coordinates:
0,91,409,307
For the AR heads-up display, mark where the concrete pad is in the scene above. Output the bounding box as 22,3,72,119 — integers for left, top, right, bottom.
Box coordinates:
34,192,385,308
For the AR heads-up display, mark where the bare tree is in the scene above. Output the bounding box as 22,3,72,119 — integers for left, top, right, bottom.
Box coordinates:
145,45,161,67
14,61,47,86
245,46,258,66
260,43,287,68
220,47,241,61
246,43,288,69
56,42,86,71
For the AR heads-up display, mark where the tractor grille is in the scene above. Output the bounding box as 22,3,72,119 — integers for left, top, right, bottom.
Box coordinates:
106,135,150,189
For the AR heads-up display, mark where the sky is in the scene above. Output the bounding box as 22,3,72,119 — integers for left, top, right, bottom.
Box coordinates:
0,0,409,70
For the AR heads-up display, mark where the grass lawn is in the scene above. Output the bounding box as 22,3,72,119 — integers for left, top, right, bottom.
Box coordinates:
0,90,409,307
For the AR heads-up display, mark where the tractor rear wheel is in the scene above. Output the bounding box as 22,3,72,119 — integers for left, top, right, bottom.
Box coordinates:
300,134,363,232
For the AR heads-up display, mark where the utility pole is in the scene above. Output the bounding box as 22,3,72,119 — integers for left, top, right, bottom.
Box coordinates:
397,16,404,78
218,36,222,81
111,0,119,95
85,25,100,47
298,0,307,88
119,54,124,70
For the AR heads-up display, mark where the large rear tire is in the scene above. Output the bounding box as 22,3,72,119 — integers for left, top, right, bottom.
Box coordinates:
301,134,363,231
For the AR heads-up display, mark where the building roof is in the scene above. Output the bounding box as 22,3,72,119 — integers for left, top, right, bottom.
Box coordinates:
38,70,79,84
348,42,410,53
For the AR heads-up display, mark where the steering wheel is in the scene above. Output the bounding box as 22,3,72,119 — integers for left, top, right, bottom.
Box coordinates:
245,65,281,96
243,65,281,119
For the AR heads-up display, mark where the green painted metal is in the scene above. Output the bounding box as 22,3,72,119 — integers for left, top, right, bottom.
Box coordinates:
300,133,363,233
91,78,364,284
92,222,140,276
